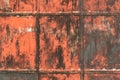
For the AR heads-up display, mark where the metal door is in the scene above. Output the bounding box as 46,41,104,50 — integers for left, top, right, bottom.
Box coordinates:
0,0,120,80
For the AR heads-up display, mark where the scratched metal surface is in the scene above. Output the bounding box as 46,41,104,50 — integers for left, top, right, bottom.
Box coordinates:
0,0,120,80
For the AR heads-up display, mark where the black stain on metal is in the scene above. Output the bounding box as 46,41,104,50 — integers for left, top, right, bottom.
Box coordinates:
16,40,20,56
66,16,70,36
46,0,48,4
5,55,15,68
6,24,10,36
56,45,65,69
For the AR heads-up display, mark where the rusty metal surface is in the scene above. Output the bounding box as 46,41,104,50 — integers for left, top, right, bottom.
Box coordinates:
0,0,120,80
39,15,80,69
84,0,120,11
0,0,36,12
39,0,79,12
40,74,80,80
0,16,36,69
84,16,120,69
85,73,120,80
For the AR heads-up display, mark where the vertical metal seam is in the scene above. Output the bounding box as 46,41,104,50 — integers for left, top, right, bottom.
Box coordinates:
35,0,40,80
35,14,40,80
79,0,85,80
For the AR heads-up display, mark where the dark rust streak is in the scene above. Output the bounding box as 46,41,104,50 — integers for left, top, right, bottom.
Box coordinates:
16,40,20,56
6,25,10,36
79,0,84,80
35,15,40,80
0,11,120,16
39,70,81,74
66,15,70,36
56,45,65,69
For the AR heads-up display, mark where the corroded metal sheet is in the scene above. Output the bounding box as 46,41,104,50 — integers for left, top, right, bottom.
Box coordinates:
40,16,80,69
40,74,80,80
84,0,120,11
0,73,36,80
39,0,79,12
85,73,120,80
0,0,36,12
84,16,120,69
0,16,36,69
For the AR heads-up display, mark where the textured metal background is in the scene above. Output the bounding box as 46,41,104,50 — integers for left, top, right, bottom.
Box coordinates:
0,0,120,80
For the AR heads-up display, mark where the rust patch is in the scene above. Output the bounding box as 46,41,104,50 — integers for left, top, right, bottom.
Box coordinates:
0,0,36,12
84,16,120,69
39,0,79,12
84,0,120,11
40,16,80,69
85,73,120,80
0,16,36,69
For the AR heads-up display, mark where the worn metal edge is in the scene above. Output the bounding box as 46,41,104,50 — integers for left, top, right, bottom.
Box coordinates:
0,11,120,16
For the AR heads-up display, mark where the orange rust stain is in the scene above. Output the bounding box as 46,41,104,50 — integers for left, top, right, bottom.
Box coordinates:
0,16,36,69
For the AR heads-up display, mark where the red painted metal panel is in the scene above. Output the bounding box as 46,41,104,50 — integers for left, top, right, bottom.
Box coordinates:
0,0,36,12
39,0,79,12
39,16,80,69
0,16,36,69
84,16,120,70
84,0,120,11
0,0,120,80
